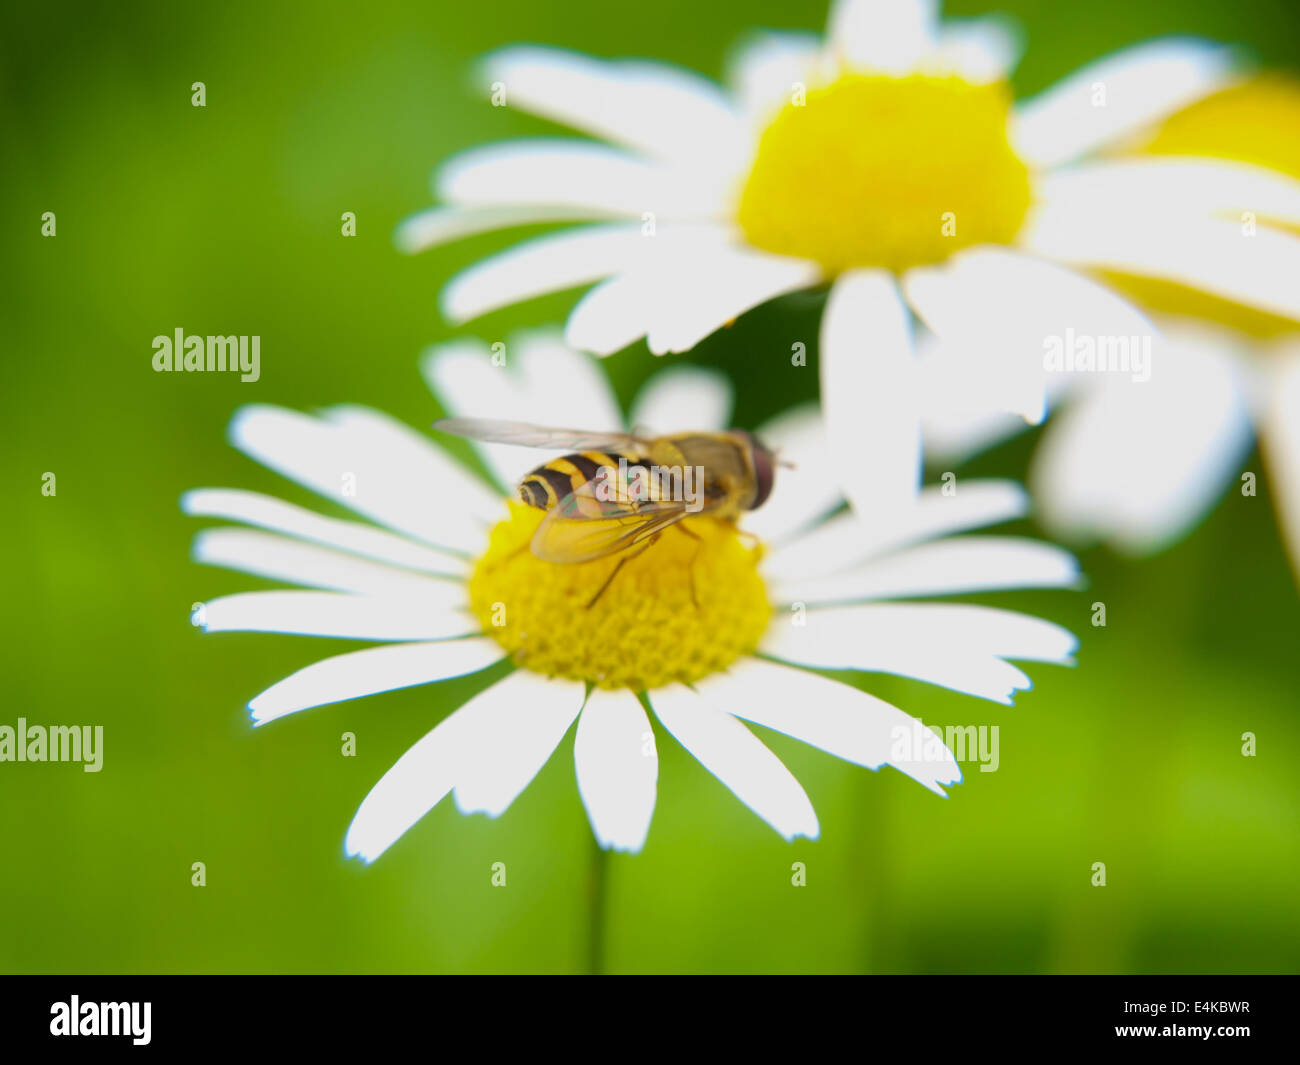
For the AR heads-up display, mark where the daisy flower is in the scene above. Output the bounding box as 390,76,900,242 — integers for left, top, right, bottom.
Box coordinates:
184,332,1078,860
919,74,1300,576
399,0,1300,525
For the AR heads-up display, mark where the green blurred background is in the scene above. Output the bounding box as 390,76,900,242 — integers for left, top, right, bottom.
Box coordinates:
4,0,1299,974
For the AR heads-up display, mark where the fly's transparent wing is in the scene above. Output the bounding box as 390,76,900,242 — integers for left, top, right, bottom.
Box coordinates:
530,484,688,564
434,418,647,452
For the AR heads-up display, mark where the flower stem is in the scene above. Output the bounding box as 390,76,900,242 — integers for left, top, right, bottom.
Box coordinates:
587,833,610,974
853,771,890,971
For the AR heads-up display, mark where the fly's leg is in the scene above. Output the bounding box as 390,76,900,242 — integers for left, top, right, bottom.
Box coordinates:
674,523,703,610
586,534,659,610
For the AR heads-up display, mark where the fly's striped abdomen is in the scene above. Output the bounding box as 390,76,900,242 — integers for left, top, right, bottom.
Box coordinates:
518,450,646,512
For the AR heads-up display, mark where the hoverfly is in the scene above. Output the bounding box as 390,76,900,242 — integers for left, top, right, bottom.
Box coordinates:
433,418,779,607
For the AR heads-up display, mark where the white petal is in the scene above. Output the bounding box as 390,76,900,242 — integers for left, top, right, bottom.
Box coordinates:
440,223,647,325
1020,208,1300,324
565,232,818,358
192,528,458,594
925,17,1023,83
920,402,1031,466
249,637,504,725
510,330,629,429
650,685,818,841
765,479,1028,580
726,31,824,122
229,404,500,553
792,644,1031,705
482,46,748,170
344,717,468,863
761,603,1076,704
827,0,939,75
742,404,843,544
1262,347,1300,582
423,331,622,490
1036,158,1300,232
1031,325,1254,552
452,673,583,817
564,272,659,357
573,690,658,852
436,140,726,219
1013,38,1236,168
872,479,1029,551
821,270,921,526
759,624,1034,707
195,589,472,641
772,535,1080,603
642,246,820,356
422,338,524,491
627,366,733,434
903,247,1160,424
912,326,1041,463
695,659,961,796
344,676,520,862
395,204,606,254
182,488,465,574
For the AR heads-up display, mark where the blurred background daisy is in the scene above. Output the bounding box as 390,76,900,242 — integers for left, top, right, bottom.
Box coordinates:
922,74,1300,583
4,0,1299,975
401,0,1298,527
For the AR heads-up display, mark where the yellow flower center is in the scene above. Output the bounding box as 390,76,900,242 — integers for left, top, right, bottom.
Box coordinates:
737,74,1033,274
1102,75,1300,339
468,503,771,691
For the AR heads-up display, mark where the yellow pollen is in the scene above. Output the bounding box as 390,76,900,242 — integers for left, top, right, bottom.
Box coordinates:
737,74,1033,274
1103,74,1300,339
469,503,771,691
